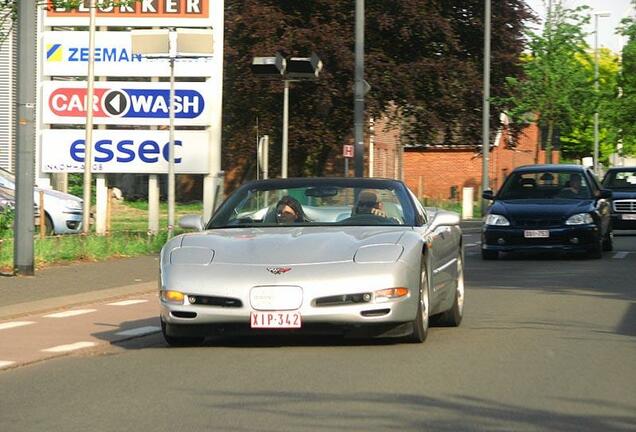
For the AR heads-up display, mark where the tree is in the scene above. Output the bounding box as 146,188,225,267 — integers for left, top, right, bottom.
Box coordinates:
223,0,532,187
614,6,636,158
502,3,592,164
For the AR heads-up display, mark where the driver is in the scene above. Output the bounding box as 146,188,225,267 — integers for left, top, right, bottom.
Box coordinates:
275,196,306,224
354,190,386,217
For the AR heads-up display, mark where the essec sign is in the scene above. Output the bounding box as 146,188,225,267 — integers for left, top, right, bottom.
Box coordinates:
41,130,210,174
42,81,212,126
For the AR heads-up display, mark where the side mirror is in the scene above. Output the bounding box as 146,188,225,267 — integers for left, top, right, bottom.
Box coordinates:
430,210,460,230
179,215,204,231
482,190,495,200
599,189,613,199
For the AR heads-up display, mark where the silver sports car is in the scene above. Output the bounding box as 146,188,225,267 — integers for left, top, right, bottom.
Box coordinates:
160,177,464,345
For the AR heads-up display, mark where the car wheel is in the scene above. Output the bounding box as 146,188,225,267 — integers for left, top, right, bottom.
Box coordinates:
481,249,498,260
44,214,54,236
161,320,205,347
436,254,465,327
406,259,429,343
602,229,613,252
587,236,603,259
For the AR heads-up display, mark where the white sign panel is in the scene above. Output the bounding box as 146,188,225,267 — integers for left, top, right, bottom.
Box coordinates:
41,129,210,174
42,81,213,126
42,31,213,78
43,0,213,27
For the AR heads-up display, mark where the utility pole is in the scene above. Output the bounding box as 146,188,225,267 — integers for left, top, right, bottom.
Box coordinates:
14,0,37,275
481,0,491,214
354,0,365,177
82,0,97,233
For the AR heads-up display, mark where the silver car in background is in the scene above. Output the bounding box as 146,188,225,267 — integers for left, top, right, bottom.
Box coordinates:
0,167,82,234
160,177,465,346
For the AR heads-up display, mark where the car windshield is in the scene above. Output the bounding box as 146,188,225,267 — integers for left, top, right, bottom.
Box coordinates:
497,170,592,200
208,179,414,228
603,169,636,190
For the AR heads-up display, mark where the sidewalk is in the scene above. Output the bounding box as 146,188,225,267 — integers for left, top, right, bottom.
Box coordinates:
0,255,159,320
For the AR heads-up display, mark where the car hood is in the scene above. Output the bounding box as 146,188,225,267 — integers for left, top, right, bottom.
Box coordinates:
491,199,593,219
35,187,82,202
609,190,636,200
177,226,407,265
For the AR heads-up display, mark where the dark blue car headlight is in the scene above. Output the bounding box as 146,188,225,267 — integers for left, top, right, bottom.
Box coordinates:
484,214,510,226
565,213,594,225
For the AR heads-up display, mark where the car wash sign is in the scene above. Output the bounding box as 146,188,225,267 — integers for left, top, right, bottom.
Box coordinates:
41,129,210,174
42,31,213,78
44,0,213,27
42,81,212,126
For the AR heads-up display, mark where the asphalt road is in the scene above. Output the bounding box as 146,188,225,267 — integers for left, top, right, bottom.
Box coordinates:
0,232,634,432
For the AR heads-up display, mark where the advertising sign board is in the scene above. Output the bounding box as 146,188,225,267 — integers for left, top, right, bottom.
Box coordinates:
41,129,210,174
42,81,213,126
42,31,214,77
43,0,213,27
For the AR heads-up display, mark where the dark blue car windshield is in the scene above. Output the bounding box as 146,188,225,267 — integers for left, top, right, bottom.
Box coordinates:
498,171,592,200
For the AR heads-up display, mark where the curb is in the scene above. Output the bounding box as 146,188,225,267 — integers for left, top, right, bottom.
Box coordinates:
0,280,157,321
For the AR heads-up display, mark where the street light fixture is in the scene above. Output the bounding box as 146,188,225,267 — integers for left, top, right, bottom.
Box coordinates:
131,28,214,238
251,53,323,178
593,10,611,176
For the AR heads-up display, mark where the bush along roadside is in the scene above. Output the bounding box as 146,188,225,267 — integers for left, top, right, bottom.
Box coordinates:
0,207,14,239
0,230,169,274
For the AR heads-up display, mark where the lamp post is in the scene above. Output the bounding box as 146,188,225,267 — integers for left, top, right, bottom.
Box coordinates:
481,0,491,214
593,11,611,176
131,29,214,238
251,54,322,178
82,0,97,234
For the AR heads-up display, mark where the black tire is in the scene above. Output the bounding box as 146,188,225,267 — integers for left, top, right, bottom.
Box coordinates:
161,320,205,347
481,249,498,260
602,229,613,252
44,214,54,236
436,255,465,327
405,259,430,343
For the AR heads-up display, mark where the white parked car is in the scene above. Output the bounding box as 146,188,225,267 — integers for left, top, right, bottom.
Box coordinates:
0,167,83,234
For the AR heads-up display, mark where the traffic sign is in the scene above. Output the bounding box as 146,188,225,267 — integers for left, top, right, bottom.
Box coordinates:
343,144,354,158
42,81,213,126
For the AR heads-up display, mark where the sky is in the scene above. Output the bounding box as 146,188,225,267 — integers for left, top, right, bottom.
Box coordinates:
525,0,635,52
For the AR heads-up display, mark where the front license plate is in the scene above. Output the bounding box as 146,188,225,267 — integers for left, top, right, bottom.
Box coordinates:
524,230,550,238
621,214,636,220
250,311,302,329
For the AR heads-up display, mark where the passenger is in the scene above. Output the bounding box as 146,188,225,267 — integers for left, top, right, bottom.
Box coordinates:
354,190,386,217
560,173,583,197
275,196,306,224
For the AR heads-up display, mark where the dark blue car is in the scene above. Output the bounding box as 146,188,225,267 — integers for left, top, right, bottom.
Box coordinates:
602,167,636,230
481,164,613,259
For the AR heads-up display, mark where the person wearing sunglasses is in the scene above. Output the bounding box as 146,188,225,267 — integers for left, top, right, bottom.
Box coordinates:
275,195,306,224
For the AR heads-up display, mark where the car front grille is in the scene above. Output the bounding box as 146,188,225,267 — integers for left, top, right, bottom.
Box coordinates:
613,200,636,213
512,218,564,228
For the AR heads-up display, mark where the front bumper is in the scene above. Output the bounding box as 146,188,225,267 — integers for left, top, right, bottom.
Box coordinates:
482,224,600,252
610,213,636,230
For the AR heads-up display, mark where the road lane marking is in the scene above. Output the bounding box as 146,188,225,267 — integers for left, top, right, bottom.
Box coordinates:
465,242,481,248
43,309,97,318
0,321,36,331
613,252,629,259
107,299,149,306
0,361,16,369
115,326,161,337
42,342,97,353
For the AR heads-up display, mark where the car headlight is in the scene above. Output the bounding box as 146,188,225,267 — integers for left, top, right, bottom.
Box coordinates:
484,214,510,226
161,290,185,305
65,199,83,210
375,287,409,303
566,213,594,225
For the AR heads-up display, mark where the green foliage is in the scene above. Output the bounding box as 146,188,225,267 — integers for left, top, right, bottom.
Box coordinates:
0,207,14,238
501,4,593,163
615,8,636,158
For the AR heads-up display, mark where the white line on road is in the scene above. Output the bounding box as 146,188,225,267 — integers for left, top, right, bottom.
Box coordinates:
465,242,481,248
107,299,149,306
613,252,630,259
0,361,16,369
43,309,97,319
0,321,36,331
115,326,161,337
41,342,97,353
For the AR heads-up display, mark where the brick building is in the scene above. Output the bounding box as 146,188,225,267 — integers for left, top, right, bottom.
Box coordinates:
371,118,558,201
